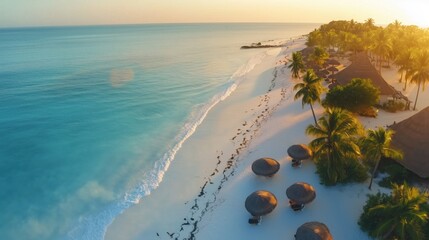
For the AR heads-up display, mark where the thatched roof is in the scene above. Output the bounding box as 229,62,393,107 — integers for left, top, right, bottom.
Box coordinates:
326,58,341,66
251,158,280,176
331,52,396,96
295,222,333,240
286,182,316,204
245,190,278,217
390,107,429,178
288,144,313,160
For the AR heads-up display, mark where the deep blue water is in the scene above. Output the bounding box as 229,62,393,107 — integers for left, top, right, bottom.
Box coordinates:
0,23,320,239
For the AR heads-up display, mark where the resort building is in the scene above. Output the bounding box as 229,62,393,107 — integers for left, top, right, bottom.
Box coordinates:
331,52,405,104
390,107,429,178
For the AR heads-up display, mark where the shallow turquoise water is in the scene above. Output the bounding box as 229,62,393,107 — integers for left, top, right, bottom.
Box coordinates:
0,23,319,239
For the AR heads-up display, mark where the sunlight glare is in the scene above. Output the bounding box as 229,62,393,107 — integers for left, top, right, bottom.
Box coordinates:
400,1,429,28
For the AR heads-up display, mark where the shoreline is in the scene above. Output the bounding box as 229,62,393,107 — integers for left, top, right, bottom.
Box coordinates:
104,37,307,239
105,34,429,239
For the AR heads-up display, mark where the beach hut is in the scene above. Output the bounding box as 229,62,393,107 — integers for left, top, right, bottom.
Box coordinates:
251,158,280,177
331,52,397,103
288,144,312,160
245,190,277,217
295,221,333,240
286,182,316,205
390,107,429,178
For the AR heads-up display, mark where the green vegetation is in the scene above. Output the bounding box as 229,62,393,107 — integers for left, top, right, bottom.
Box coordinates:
307,19,429,110
290,19,429,240
293,69,325,125
310,46,329,68
306,108,367,185
378,162,410,188
288,51,305,78
359,183,429,240
410,50,429,110
324,78,380,113
382,99,405,113
359,127,403,189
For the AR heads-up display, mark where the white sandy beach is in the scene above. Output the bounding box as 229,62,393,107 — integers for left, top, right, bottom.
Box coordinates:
105,38,429,240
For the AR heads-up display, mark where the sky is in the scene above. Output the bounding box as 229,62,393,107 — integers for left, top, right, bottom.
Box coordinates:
1,0,428,28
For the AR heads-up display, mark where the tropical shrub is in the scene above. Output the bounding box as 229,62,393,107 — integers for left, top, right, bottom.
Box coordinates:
359,184,429,240
382,99,405,112
324,78,380,113
315,154,367,185
378,163,410,188
359,127,403,190
359,192,391,236
310,46,329,67
306,108,367,185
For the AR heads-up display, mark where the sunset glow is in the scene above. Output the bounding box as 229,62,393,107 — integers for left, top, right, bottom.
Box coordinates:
1,0,429,28
399,1,429,27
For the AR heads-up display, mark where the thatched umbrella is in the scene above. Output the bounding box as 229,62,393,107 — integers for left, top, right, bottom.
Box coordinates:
295,221,333,240
286,182,316,204
251,158,280,176
245,190,277,217
287,144,312,160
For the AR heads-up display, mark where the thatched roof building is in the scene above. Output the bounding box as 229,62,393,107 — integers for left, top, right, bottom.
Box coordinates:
390,107,429,178
331,52,396,96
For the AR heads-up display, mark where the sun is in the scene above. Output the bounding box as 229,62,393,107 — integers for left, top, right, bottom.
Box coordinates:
399,1,429,28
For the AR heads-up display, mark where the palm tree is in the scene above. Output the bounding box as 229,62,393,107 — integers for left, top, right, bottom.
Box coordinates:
394,50,413,89
310,46,329,68
306,108,362,184
410,50,429,110
392,20,402,30
288,52,305,78
360,127,403,190
372,30,392,72
364,18,375,29
293,69,325,125
369,183,429,239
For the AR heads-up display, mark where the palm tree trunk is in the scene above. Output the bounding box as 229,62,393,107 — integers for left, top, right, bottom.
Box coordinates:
368,158,381,190
403,78,408,91
327,144,332,181
413,82,421,110
378,55,382,73
309,103,317,126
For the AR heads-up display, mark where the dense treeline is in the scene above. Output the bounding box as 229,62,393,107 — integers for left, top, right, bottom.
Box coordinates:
291,19,429,239
307,19,429,110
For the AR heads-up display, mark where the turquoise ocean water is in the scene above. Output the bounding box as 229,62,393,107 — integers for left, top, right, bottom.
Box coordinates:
0,23,319,239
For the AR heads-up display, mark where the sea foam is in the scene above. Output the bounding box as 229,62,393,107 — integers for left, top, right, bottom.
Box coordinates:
66,51,268,240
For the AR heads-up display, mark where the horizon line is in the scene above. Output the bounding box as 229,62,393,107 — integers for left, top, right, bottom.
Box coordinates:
0,21,325,30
